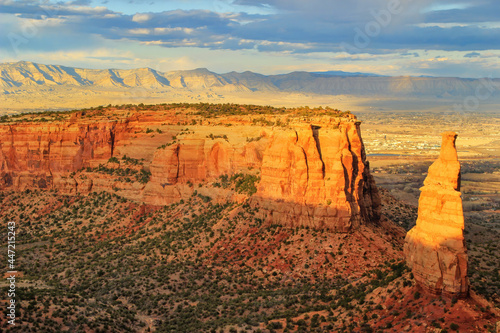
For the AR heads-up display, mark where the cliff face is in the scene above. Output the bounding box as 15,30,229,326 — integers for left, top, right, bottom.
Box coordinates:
0,107,380,231
143,136,268,205
0,121,116,191
404,132,468,297
254,120,380,231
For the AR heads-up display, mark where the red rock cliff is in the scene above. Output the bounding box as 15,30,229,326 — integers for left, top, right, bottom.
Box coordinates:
0,121,116,190
404,132,468,297
253,120,380,232
0,108,380,231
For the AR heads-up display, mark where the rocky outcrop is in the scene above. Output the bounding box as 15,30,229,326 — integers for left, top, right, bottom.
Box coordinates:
254,120,380,232
404,132,468,297
142,137,268,205
0,122,116,191
0,108,380,232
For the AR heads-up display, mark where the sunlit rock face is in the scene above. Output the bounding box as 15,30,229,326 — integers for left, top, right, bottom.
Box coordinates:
404,132,468,297
0,110,380,232
253,120,380,232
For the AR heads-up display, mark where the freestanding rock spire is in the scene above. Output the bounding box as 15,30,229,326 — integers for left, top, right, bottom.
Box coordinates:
404,132,468,297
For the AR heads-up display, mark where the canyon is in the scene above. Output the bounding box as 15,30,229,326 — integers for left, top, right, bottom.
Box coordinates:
0,104,498,332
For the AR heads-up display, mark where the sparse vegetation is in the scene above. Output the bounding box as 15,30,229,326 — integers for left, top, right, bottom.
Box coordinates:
373,158,500,306
212,173,260,196
0,104,498,332
206,133,228,141
0,190,396,332
85,156,151,184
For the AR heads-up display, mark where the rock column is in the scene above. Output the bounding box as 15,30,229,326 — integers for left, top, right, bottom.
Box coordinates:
404,132,468,297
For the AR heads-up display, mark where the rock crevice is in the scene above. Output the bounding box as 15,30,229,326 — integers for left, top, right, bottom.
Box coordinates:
254,121,380,231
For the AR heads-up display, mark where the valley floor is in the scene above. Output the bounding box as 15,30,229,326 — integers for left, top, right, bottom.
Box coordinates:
0,187,498,332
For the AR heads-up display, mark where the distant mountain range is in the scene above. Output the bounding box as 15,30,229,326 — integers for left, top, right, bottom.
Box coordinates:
311,70,386,77
1,61,500,98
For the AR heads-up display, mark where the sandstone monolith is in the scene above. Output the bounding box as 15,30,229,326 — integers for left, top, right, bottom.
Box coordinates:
404,131,468,297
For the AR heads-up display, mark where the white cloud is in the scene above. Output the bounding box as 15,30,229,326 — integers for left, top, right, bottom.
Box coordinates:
154,27,195,34
132,13,152,23
128,28,151,35
1,0,500,77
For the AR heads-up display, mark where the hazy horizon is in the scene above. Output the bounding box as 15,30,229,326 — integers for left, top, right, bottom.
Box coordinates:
1,0,500,78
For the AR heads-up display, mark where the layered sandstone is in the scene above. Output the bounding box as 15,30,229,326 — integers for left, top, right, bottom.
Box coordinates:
0,121,116,192
254,120,380,231
143,136,268,205
0,106,380,231
404,132,468,297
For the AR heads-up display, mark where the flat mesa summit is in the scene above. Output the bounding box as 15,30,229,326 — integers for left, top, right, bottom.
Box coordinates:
404,131,468,297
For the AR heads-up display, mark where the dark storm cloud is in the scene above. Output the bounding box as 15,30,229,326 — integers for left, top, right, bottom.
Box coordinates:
422,0,500,24
464,52,481,58
63,0,93,5
0,0,113,17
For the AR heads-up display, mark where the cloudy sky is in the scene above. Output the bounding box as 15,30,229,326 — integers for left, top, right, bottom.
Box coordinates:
1,0,499,77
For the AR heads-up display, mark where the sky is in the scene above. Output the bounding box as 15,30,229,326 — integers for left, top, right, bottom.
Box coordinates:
1,0,500,77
